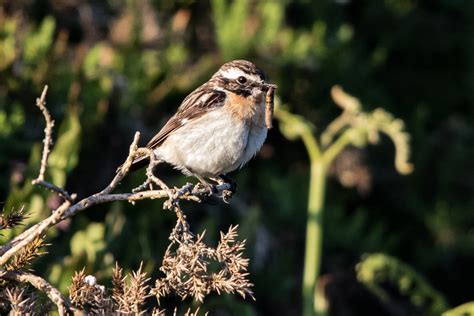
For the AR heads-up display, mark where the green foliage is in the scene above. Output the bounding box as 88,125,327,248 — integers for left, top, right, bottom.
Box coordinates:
325,206,398,254
443,302,474,316
0,103,24,137
22,16,55,67
1,1,474,314
48,110,81,187
357,253,449,316
0,17,16,71
212,0,252,59
70,223,106,264
212,0,288,61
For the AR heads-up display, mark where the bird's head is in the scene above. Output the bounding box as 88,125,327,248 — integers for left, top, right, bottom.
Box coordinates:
211,60,277,98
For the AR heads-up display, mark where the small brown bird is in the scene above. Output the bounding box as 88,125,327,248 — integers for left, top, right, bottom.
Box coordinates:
129,60,277,192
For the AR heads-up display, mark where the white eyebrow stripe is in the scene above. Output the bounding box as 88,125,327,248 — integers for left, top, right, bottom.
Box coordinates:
220,68,247,79
220,68,262,83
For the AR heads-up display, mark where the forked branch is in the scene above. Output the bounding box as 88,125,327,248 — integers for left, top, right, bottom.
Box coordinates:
30,85,75,203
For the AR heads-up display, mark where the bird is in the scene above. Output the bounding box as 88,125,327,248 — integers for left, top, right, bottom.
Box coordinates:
126,60,277,195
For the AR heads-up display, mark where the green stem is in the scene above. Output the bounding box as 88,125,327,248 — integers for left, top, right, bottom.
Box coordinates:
322,130,353,166
275,109,353,315
302,160,327,316
302,130,353,316
301,130,321,162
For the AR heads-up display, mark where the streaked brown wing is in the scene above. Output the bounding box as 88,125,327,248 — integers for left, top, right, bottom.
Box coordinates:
145,86,227,150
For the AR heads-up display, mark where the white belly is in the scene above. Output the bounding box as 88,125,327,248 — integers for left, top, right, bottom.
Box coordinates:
155,108,267,177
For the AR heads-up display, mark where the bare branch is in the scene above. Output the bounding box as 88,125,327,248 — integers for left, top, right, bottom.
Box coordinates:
146,150,171,192
0,269,73,315
31,180,76,203
0,180,231,266
32,85,53,182
131,148,171,194
0,200,72,266
99,132,141,195
31,85,75,203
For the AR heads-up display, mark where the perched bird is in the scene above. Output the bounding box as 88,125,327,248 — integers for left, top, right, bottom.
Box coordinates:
128,60,277,193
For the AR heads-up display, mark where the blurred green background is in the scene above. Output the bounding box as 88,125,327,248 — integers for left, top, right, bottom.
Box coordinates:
1,0,474,315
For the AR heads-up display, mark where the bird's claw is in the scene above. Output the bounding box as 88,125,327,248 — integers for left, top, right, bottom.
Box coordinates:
222,190,233,203
205,184,218,196
219,175,237,203
195,182,217,196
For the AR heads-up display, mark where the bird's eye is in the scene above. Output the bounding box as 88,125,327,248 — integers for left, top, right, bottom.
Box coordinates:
237,76,247,84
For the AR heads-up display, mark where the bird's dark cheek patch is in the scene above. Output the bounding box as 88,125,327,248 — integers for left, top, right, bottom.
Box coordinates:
225,81,252,98
234,88,252,97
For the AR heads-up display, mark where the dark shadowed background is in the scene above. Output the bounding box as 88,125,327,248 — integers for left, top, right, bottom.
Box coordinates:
1,0,473,315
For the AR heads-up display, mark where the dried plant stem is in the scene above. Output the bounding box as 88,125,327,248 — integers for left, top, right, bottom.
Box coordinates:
0,269,74,315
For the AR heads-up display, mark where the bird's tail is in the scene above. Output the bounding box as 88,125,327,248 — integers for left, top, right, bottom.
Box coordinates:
116,154,150,174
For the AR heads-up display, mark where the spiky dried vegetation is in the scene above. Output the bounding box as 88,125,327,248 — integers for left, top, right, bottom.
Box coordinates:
152,224,254,303
0,86,254,314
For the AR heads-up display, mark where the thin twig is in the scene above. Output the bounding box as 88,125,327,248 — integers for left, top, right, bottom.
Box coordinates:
146,150,171,193
31,180,76,203
31,85,75,203
32,85,53,182
99,132,141,195
132,148,171,194
0,269,74,315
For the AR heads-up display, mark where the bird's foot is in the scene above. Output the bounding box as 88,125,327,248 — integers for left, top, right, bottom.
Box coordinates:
201,182,218,196
213,174,237,203
194,175,217,197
